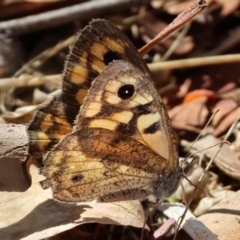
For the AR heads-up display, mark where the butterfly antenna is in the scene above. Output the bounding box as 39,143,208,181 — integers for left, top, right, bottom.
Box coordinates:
173,114,240,240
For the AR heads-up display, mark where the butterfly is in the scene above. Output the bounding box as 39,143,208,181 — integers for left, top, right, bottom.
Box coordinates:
28,19,190,203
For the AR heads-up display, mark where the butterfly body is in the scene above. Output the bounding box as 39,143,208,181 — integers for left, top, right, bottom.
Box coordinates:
28,19,187,204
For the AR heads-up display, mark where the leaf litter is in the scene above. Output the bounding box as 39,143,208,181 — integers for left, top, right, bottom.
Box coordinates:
0,0,240,239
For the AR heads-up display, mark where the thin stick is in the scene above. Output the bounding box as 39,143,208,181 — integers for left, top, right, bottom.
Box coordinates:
0,0,150,36
139,0,207,56
148,53,240,72
0,74,61,89
1,53,240,88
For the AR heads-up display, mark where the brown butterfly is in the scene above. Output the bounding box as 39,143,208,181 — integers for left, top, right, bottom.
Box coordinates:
28,19,191,203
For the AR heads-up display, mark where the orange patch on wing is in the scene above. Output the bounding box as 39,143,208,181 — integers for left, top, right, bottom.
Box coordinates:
76,88,88,104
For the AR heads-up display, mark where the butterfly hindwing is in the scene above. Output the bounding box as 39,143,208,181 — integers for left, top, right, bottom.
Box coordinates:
41,127,166,202
77,60,178,170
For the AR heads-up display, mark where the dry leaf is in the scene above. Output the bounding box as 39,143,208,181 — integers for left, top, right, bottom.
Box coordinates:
157,203,217,240
0,163,146,240
194,189,234,216
183,135,240,180
169,97,209,133
198,190,240,240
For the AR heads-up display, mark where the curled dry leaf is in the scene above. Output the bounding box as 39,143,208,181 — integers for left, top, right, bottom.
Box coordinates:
153,218,175,239
183,89,216,104
194,189,234,216
183,135,240,180
212,99,238,127
169,97,209,133
213,106,240,137
211,87,240,136
1,105,37,124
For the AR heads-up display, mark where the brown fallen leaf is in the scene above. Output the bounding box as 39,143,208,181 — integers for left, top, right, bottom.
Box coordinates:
198,190,240,240
212,99,238,127
213,106,240,137
183,135,240,180
183,89,216,104
0,163,146,240
157,203,217,240
194,189,234,216
169,97,209,133
153,218,175,239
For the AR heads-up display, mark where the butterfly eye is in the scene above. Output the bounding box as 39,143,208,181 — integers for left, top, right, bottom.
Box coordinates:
103,51,120,64
118,84,135,100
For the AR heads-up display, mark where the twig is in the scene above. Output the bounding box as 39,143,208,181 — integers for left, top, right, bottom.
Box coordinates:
139,0,208,56
0,0,150,36
148,53,240,72
0,74,61,89
1,54,240,88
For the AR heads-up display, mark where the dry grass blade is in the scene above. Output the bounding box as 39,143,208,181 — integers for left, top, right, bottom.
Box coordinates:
148,53,240,71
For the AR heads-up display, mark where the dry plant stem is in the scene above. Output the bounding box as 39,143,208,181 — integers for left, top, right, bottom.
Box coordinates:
0,74,61,88
2,54,240,88
148,54,240,72
0,0,150,36
138,0,207,56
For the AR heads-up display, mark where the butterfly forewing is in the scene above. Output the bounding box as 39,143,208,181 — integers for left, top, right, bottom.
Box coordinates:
27,19,149,160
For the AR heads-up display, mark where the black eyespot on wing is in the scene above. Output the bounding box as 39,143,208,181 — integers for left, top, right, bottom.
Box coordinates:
118,84,135,100
143,122,160,134
103,51,121,65
72,174,84,182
